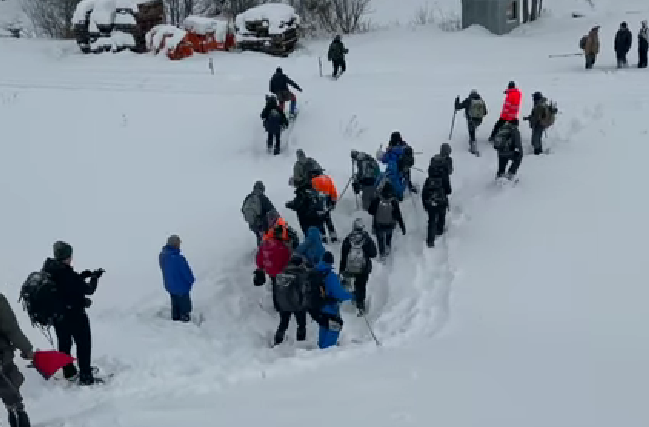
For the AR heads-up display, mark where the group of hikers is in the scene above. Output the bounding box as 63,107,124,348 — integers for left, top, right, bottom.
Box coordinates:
580,21,649,69
242,77,558,349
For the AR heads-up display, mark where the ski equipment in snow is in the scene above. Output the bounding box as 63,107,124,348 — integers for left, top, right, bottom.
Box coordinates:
344,233,367,275
19,271,64,328
468,98,487,120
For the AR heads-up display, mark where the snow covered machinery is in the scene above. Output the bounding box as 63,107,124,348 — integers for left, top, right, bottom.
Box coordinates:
73,0,164,54
235,4,300,57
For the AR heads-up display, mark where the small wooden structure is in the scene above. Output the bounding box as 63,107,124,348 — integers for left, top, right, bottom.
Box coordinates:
234,4,300,57
461,0,521,35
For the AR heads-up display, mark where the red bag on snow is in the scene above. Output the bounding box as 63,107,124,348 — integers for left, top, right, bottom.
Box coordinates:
32,350,75,379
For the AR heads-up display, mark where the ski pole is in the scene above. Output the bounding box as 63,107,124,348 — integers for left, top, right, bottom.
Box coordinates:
318,57,322,77
448,109,457,140
411,167,425,174
362,314,381,346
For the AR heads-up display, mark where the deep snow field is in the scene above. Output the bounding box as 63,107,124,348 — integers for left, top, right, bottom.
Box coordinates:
1,0,649,426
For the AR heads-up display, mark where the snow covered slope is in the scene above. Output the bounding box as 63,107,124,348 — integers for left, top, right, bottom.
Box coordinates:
1,1,649,426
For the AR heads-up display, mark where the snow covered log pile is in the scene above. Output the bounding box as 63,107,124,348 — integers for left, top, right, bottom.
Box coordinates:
235,3,300,57
72,0,164,54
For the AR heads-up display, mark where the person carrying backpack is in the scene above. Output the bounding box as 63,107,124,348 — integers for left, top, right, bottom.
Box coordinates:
295,226,325,267
260,94,289,155
310,170,339,243
454,90,488,155
376,132,411,201
285,183,328,239
581,26,600,69
261,216,300,250
430,143,453,177
242,181,278,246
368,182,406,259
265,255,309,346
489,81,522,142
0,293,33,427
638,20,648,68
269,67,302,118
422,166,452,248
614,22,633,68
159,235,195,323
313,252,353,349
493,119,523,180
290,149,323,188
327,35,349,78
339,218,377,315
351,150,380,211
523,92,557,155
41,241,104,385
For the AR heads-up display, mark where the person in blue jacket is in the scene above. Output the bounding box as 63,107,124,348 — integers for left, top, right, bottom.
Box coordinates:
377,132,408,201
315,251,353,349
159,235,195,322
295,226,325,267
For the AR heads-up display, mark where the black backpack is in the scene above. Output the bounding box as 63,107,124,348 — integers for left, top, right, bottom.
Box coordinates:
19,271,64,328
356,156,380,186
274,266,310,312
493,125,514,151
305,188,327,217
424,177,447,208
397,146,415,173
428,155,448,178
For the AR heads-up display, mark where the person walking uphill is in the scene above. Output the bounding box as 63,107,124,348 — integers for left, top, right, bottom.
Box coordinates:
454,90,487,155
638,20,648,68
269,67,302,118
314,252,353,349
339,218,377,316
42,241,104,385
614,22,633,68
489,81,522,142
159,235,195,323
0,293,34,427
260,94,289,155
242,180,278,246
493,119,523,180
327,35,349,78
581,26,600,69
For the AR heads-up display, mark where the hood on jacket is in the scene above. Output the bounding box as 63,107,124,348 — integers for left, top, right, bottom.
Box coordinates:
161,245,181,255
42,257,64,273
305,227,322,244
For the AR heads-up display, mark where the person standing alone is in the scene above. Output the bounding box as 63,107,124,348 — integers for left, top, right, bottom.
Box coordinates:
159,235,195,322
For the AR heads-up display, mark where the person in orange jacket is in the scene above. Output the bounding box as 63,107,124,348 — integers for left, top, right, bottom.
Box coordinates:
489,81,522,142
262,215,299,250
311,171,339,243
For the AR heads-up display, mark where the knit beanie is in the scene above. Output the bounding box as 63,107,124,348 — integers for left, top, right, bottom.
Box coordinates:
167,235,181,248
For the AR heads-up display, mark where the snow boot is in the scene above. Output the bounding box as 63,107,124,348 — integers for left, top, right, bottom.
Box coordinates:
8,409,30,427
62,364,77,380
296,327,306,342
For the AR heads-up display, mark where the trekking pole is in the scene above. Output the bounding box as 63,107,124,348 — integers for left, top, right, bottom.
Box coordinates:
448,109,457,140
362,314,381,346
318,57,323,77
411,167,425,174
548,53,583,58
338,175,354,201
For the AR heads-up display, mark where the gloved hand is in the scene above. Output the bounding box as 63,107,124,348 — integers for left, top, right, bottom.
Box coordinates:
20,349,33,361
253,269,266,287
80,270,92,279
455,95,459,106
92,268,105,279
401,227,406,236
84,297,92,308
352,181,361,195
297,87,303,92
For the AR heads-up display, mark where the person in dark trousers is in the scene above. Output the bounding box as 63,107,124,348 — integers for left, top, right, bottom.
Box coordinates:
638,20,648,68
422,163,452,248
270,255,308,346
614,22,633,68
260,94,289,155
351,150,381,211
269,67,302,117
291,149,323,188
339,218,377,315
241,180,278,246
42,241,103,385
327,35,349,78
454,90,488,154
493,119,523,180
368,183,406,259
582,26,600,69
285,182,327,238
524,92,547,155
159,235,195,323
314,252,353,349
0,293,33,427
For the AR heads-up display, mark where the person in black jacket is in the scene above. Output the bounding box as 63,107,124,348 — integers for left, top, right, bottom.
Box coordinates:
41,241,104,386
339,218,377,315
614,22,633,68
422,167,452,248
285,183,327,238
269,68,302,117
260,95,289,155
493,119,523,180
454,90,487,154
327,35,349,78
368,183,406,259
638,20,648,68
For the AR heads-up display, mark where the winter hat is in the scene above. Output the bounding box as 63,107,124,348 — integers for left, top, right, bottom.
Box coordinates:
166,235,181,248
352,218,365,232
389,131,402,145
532,91,543,101
334,35,341,42
53,241,72,261
470,89,478,95
621,22,627,29
350,149,359,160
296,149,306,160
322,251,334,265
507,81,516,89
276,67,283,74
440,143,452,156
253,180,265,193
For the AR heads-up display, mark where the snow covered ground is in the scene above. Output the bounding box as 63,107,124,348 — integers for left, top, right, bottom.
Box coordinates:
1,0,649,425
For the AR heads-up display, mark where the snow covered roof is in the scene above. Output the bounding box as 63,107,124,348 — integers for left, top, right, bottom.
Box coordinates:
73,0,152,23
235,3,299,35
183,16,229,36
146,25,187,52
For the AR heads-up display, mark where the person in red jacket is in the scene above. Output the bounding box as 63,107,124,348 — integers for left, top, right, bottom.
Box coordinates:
489,81,522,141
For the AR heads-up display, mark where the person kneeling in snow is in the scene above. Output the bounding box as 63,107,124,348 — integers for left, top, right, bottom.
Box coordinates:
159,235,195,323
313,252,353,349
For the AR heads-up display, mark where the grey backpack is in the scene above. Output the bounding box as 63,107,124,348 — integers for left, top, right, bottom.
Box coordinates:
468,98,487,120
241,193,262,227
493,125,513,151
375,199,394,226
345,233,367,274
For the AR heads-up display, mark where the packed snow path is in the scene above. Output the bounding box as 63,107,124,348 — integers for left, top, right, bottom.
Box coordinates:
2,1,649,425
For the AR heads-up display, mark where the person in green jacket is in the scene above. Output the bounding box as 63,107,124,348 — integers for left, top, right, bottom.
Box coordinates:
327,35,349,78
0,293,33,427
